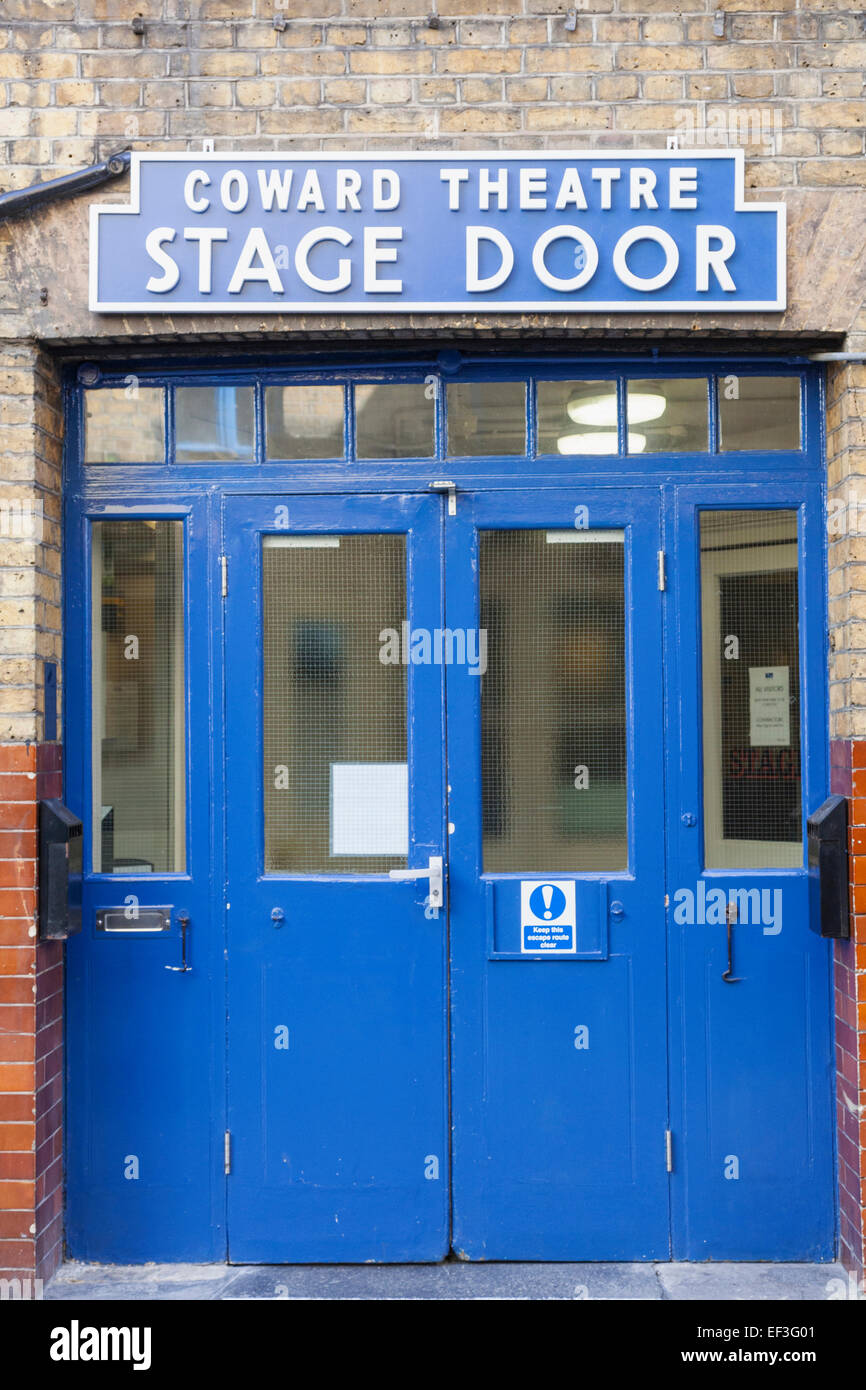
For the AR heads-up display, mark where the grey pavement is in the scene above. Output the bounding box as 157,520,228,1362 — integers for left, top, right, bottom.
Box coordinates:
44,1259,850,1301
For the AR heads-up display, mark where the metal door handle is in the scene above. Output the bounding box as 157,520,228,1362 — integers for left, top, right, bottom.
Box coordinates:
389,855,444,910
165,911,191,973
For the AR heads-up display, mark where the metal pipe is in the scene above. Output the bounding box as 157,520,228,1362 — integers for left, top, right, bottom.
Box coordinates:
0,150,130,220
807,352,866,362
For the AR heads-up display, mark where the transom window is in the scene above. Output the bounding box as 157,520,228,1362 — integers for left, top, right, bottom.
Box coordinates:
82,372,804,465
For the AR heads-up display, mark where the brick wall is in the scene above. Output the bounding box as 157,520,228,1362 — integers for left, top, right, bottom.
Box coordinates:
0,0,863,199
1,1,866,1281
0,348,63,1283
828,359,866,1280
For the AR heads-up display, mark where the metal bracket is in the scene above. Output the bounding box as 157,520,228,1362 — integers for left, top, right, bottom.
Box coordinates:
429,480,457,516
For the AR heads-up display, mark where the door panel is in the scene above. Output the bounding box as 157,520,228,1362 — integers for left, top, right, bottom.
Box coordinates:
446,489,670,1259
667,486,835,1259
65,498,223,1262
223,494,449,1262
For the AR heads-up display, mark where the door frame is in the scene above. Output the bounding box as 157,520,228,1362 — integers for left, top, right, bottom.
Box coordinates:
62,354,831,1264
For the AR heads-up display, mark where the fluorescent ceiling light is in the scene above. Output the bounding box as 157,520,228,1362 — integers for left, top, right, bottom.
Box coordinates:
566,390,666,427
557,431,646,455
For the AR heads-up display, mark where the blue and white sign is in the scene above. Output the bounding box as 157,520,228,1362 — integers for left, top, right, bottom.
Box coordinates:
520,879,577,954
90,149,785,314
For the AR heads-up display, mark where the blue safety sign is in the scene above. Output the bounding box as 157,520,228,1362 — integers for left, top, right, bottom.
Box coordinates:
520,879,577,953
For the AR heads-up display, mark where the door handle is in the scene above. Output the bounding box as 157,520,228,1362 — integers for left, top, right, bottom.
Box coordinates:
165,910,191,973
389,855,444,910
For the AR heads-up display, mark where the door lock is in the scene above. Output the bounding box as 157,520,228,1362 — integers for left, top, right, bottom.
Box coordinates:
389,855,445,910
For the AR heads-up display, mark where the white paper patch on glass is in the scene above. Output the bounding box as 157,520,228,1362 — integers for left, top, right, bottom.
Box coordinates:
330,762,408,857
749,666,790,747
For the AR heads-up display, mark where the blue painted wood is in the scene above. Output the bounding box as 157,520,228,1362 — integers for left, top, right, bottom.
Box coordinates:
62,354,833,1263
446,487,671,1259
222,492,449,1262
664,479,835,1261
64,492,226,1262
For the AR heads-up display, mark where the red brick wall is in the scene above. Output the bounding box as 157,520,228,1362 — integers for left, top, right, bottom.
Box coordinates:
831,737,866,1277
0,741,63,1284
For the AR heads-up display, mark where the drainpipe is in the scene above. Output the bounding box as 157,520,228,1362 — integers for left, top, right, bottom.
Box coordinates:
808,353,866,362
0,150,130,220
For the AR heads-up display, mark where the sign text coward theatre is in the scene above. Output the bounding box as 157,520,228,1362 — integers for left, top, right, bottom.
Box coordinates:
90,150,785,314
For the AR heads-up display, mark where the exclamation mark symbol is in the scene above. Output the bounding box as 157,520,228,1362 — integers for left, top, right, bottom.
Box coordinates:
541,885,554,919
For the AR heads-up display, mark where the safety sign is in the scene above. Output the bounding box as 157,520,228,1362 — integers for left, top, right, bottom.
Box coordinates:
520,879,577,953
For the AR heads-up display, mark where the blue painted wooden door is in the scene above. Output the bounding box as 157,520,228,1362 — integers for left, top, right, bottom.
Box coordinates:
445,488,671,1259
223,486,670,1261
666,485,835,1260
223,493,450,1262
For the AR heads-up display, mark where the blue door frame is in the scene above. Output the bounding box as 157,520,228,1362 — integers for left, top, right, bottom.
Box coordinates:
62,354,835,1263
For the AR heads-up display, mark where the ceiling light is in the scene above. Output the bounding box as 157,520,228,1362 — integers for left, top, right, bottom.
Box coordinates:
557,431,646,455
566,390,666,428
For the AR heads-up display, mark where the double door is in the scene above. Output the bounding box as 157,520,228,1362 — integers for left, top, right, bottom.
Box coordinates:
66,481,835,1263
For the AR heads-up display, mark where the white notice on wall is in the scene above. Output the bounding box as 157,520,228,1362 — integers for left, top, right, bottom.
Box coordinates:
330,762,408,857
748,666,790,747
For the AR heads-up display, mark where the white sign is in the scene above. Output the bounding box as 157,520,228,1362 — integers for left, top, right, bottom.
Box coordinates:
749,666,790,746
520,879,577,953
330,762,408,857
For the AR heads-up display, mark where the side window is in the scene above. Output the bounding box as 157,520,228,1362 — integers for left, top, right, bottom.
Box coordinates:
91,520,186,873
700,510,801,870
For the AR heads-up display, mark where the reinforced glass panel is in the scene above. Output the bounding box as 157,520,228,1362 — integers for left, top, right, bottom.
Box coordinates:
262,534,407,874
91,521,185,873
537,380,619,456
175,385,254,461
446,381,526,456
265,384,345,460
700,510,801,869
481,529,627,873
84,387,164,464
718,376,801,452
627,378,708,453
354,384,434,459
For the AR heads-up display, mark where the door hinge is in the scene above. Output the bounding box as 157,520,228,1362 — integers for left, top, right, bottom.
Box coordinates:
657,550,666,591
220,554,228,599
224,1130,232,1175
665,1129,673,1173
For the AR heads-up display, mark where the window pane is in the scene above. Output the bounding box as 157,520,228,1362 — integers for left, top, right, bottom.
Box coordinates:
627,378,708,453
447,382,526,456
718,376,801,451
481,529,627,873
262,534,407,873
700,510,801,870
84,388,164,464
175,385,254,461
354,384,434,459
91,521,185,873
537,380,620,456
265,385,345,460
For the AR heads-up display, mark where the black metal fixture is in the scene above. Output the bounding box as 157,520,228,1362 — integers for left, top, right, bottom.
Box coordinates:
0,149,131,221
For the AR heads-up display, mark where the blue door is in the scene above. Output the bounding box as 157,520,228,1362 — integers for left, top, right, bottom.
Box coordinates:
445,488,670,1259
666,486,835,1259
223,493,450,1262
65,496,225,1262
223,485,671,1261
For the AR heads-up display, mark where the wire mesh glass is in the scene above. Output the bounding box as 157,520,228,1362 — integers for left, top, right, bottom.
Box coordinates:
91,520,185,873
262,534,408,873
480,528,627,873
700,510,801,869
